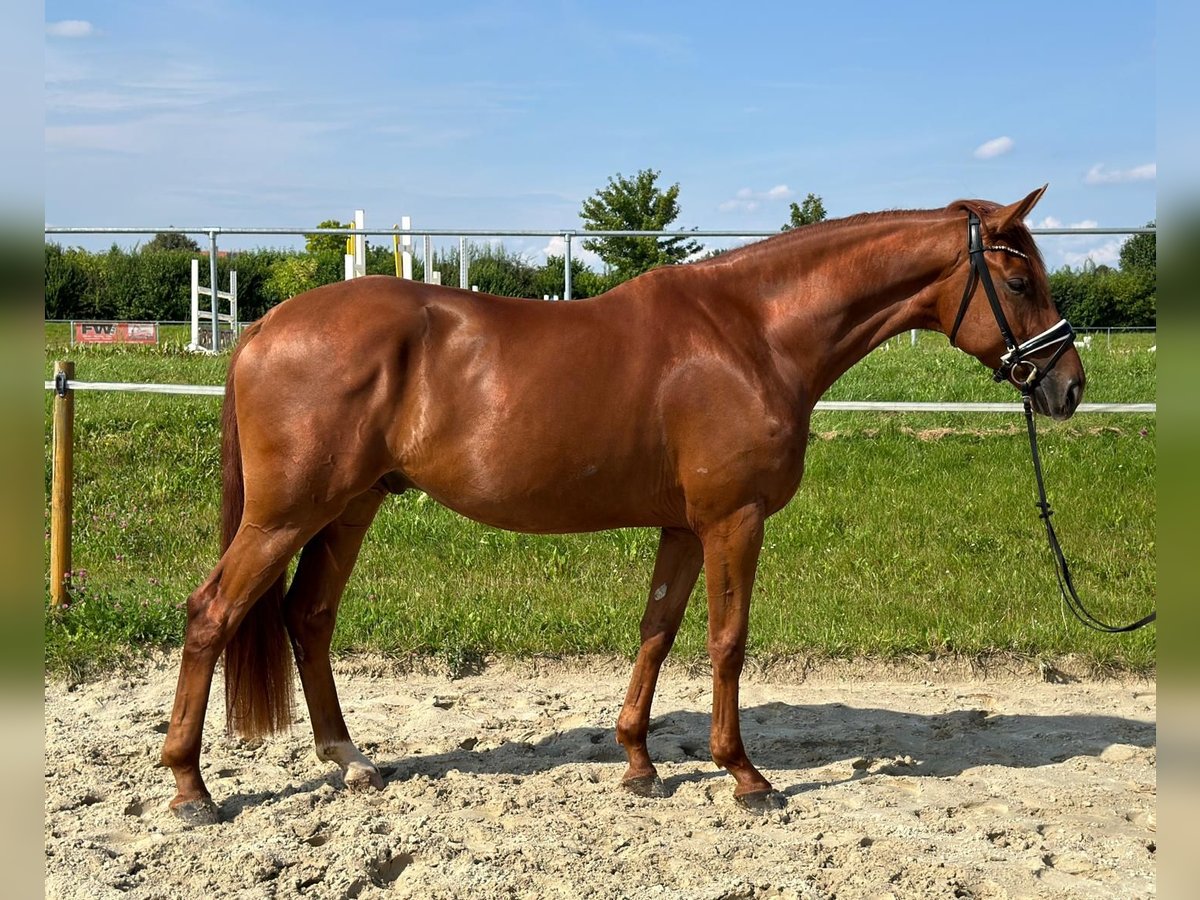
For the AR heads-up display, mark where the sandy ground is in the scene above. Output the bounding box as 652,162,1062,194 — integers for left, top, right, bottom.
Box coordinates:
45,656,1156,899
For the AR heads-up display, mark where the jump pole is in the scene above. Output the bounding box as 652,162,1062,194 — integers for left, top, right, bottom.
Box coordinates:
50,360,75,606
208,231,220,352
344,209,366,280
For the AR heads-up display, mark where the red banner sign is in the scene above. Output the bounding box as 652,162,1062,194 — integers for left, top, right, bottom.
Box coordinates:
73,322,159,345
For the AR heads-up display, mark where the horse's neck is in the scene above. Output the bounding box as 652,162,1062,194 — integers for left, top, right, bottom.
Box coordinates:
748,215,959,400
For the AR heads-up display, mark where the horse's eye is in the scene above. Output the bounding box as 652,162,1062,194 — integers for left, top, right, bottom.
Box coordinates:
1006,277,1028,294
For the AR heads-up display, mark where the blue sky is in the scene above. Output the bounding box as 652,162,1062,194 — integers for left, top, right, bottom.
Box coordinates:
45,1,1155,269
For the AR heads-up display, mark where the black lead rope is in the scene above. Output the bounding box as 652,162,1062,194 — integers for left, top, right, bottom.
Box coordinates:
1020,392,1156,633
952,211,1154,633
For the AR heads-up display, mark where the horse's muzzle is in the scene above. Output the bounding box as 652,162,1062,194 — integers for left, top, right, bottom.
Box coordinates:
1033,371,1084,421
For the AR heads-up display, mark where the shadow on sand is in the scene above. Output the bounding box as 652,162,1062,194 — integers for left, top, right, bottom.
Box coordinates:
219,699,1154,819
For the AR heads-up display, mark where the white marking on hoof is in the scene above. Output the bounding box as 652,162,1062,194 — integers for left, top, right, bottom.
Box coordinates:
344,762,385,792
653,583,668,602
318,741,384,791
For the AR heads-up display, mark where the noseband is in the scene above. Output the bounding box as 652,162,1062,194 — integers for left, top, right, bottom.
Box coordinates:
946,212,1155,634
948,212,1075,392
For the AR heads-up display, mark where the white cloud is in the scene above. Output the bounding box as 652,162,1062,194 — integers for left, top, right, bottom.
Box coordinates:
540,235,604,271
1029,215,1062,229
1028,215,1124,269
1061,239,1122,268
1084,162,1156,185
974,136,1014,159
718,184,793,213
46,20,94,38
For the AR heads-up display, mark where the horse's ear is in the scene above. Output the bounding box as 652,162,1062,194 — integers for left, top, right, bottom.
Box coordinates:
988,184,1048,233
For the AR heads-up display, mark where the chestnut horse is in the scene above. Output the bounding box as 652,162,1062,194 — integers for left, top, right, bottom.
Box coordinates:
161,187,1084,823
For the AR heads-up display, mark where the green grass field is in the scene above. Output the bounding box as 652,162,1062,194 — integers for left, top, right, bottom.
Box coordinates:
43,327,1156,679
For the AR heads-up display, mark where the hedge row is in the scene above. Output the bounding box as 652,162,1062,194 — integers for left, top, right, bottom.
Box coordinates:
43,242,620,324
44,241,1154,328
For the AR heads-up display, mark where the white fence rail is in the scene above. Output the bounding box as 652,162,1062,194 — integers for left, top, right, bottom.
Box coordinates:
40,379,1155,413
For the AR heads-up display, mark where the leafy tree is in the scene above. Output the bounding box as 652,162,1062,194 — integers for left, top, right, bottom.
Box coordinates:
579,169,702,280
534,255,613,300
306,219,351,256
1119,222,1156,273
267,255,321,301
781,193,827,230
142,232,201,253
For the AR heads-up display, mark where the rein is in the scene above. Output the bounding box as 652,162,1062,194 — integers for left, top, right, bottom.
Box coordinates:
951,212,1156,634
1020,393,1156,633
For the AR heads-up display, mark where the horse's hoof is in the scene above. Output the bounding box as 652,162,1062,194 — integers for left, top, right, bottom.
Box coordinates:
621,774,667,798
735,789,787,812
171,796,220,826
344,764,384,792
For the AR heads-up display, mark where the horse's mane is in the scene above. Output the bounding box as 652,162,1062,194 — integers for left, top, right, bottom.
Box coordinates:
690,202,1044,271
689,208,935,268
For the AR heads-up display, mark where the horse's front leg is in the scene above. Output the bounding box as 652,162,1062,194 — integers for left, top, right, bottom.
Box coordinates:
616,527,704,796
699,503,780,807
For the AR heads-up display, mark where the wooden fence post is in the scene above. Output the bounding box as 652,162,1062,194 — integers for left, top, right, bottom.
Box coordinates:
50,360,74,606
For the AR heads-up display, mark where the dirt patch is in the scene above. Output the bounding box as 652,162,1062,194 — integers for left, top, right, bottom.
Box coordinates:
45,656,1156,899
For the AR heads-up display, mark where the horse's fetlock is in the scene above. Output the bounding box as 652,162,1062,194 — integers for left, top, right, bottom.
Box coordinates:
710,738,745,770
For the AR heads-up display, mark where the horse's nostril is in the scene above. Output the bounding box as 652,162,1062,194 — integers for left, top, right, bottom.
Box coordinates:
1067,379,1083,409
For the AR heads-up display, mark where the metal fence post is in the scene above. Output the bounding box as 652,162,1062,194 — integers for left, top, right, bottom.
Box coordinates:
459,237,468,289
564,231,573,301
50,360,75,606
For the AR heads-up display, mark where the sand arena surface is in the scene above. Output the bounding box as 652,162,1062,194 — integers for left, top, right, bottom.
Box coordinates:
45,656,1155,899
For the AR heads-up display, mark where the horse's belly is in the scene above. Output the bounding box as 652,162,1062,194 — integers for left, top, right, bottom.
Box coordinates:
407,461,679,534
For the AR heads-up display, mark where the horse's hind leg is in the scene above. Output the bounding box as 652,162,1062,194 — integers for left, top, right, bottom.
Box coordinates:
160,521,312,824
616,527,703,796
284,486,388,791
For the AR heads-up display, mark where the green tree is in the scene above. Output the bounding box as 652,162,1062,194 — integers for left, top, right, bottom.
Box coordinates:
781,193,827,230
534,255,613,300
1119,222,1156,273
267,255,321,301
306,219,351,256
579,169,702,281
142,232,201,253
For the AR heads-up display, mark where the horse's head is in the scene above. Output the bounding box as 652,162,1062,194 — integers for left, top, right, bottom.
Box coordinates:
943,185,1085,420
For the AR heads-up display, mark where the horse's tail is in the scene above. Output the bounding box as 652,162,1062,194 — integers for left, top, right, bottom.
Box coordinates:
221,322,295,740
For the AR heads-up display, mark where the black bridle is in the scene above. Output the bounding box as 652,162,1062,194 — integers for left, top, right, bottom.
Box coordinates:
950,212,1156,634
949,212,1076,388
